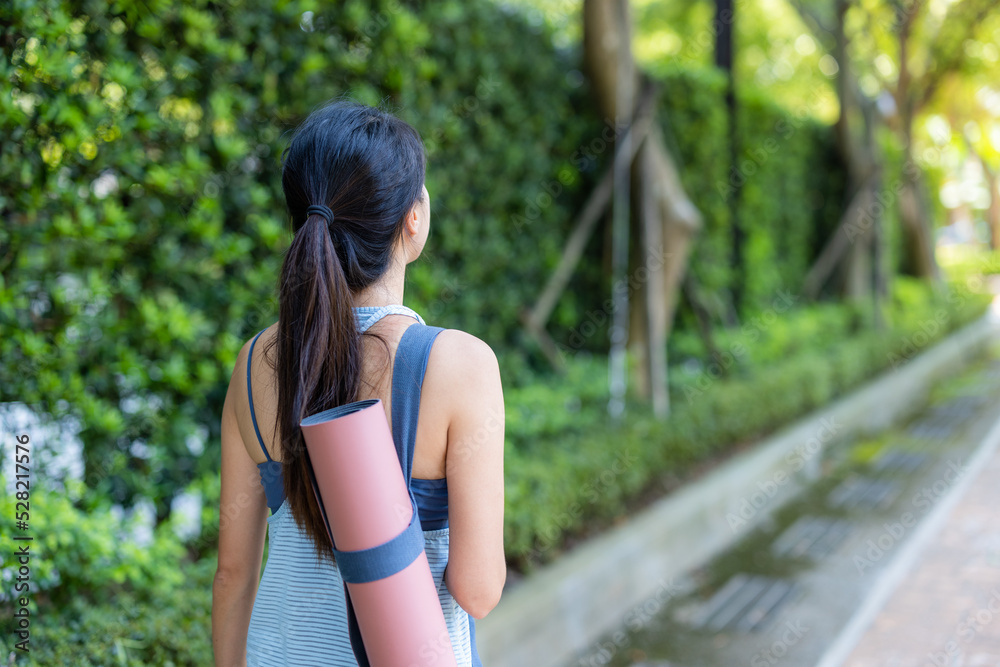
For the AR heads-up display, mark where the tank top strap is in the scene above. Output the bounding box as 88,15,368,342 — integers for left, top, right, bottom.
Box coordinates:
390,322,446,485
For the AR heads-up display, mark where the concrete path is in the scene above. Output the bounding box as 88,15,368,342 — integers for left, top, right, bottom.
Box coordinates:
484,315,1000,667
592,335,1000,667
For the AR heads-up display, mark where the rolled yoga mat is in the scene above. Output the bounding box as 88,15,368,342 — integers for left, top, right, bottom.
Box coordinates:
301,398,458,667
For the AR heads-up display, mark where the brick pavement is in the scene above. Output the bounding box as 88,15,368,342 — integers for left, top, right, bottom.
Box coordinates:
841,417,1000,667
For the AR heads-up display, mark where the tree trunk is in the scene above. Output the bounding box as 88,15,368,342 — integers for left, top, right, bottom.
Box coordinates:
898,173,939,278
898,117,939,278
584,0,701,415
791,0,886,308
896,3,940,280
832,0,878,300
965,141,1000,250
987,170,1000,251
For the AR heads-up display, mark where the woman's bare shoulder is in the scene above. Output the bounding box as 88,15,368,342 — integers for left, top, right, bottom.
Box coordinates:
429,328,500,376
424,328,503,406
432,328,496,358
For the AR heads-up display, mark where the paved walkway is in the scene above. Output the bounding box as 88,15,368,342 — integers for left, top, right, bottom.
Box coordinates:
834,413,1000,666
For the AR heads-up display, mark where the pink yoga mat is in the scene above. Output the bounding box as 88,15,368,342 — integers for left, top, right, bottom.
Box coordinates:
301,399,457,667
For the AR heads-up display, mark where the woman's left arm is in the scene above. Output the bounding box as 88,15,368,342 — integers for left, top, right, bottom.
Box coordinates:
212,352,269,667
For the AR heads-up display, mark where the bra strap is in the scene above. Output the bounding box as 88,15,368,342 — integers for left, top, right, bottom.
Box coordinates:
247,328,271,462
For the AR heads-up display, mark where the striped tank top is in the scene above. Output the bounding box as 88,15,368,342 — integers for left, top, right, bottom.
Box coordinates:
244,304,482,666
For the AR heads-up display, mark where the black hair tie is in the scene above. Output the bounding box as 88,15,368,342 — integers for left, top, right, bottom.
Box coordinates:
306,204,335,225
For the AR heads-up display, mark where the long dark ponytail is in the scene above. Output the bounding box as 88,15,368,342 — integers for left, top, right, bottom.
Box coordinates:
264,100,426,562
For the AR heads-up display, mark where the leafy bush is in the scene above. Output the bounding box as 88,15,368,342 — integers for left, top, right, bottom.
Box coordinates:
0,552,215,666
640,63,846,330
0,476,187,611
503,278,991,569
0,471,210,664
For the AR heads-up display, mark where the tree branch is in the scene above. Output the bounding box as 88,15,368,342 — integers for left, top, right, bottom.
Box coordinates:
915,0,999,111
787,0,837,50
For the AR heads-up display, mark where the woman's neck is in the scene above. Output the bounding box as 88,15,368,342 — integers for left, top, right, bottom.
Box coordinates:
352,254,406,308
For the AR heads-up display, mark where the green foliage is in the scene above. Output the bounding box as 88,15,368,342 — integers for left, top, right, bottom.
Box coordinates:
0,475,186,610
0,549,215,666
504,278,991,570
655,65,734,299
734,87,845,310
633,0,841,124
539,62,847,354
1,0,601,517
0,470,211,664
938,244,1000,282
642,63,846,327
2,0,851,531
2,0,994,662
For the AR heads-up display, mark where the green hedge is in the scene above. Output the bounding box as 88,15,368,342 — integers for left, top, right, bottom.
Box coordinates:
636,64,847,332
503,278,992,568
0,515,214,666
0,469,205,663
0,0,600,517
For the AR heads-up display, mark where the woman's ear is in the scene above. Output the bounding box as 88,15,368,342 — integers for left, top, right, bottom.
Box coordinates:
399,202,423,264
402,184,429,263
405,204,421,239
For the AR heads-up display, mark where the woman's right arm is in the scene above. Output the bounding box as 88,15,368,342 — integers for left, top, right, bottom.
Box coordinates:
436,330,506,619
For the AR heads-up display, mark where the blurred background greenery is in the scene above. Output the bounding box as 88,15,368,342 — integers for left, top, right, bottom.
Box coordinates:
1,0,998,663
